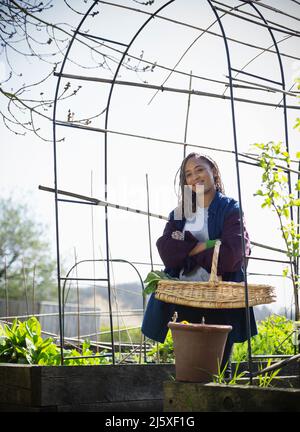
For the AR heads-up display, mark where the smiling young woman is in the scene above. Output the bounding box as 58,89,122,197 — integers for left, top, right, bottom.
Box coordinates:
182,154,220,205
142,152,257,378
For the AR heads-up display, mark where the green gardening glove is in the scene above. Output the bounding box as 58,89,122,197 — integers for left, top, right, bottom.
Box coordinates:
205,239,217,250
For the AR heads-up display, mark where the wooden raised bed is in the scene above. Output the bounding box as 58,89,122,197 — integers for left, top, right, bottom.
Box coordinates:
1,361,299,412
0,363,175,412
164,378,300,412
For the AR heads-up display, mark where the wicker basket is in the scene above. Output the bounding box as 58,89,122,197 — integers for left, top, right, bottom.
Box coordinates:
155,240,276,309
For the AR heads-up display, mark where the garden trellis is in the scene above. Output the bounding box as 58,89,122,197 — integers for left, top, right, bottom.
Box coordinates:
39,0,300,379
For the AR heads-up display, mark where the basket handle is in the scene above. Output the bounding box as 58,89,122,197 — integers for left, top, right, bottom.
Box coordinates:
209,240,222,283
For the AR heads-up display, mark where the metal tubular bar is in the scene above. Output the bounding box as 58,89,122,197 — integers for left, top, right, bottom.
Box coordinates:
0,311,143,320
238,153,300,175
57,198,98,206
62,258,147,363
297,160,300,321
60,277,108,281
145,174,154,272
53,73,300,109
40,184,289,256
47,0,298,366
227,76,298,97
183,72,193,158
52,0,99,366
96,0,299,60
146,0,249,106
102,0,175,364
212,0,300,32
222,33,294,99
52,122,300,167
249,241,287,254
76,31,128,46
250,0,300,22
238,158,300,175
231,68,282,85
248,273,290,277
246,0,299,322
227,84,276,92
206,0,254,383
248,257,290,264
214,5,300,37
62,258,145,308
238,159,262,169
64,354,111,360
39,185,168,220
252,354,294,359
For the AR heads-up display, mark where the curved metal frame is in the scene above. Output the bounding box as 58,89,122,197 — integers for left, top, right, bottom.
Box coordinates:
62,257,147,362
206,0,299,382
206,0,254,382
103,0,175,364
52,0,100,364
53,0,174,364
62,258,145,308
246,0,299,322
52,1,299,370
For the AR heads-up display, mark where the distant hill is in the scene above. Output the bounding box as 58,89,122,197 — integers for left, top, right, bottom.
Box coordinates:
78,281,144,311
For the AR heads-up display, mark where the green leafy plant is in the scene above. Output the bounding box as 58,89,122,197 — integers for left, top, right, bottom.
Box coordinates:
147,315,295,365
0,316,110,365
213,358,281,388
143,270,178,295
256,358,281,388
232,315,295,362
253,142,300,319
63,339,110,366
0,316,56,364
213,359,247,385
293,78,300,132
147,329,175,363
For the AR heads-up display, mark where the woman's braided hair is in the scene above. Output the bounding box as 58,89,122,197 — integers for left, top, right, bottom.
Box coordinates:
174,152,225,217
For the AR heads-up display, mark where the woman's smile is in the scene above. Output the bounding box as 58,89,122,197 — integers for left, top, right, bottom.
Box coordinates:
184,157,215,193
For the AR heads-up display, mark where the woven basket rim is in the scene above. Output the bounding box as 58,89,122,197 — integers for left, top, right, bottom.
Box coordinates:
157,279,274,289
154,241,276,308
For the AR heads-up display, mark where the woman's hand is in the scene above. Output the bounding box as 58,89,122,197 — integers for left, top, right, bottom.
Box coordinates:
171,230,185,241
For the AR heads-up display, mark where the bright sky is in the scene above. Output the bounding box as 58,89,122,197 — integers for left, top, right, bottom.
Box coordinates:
1,0,300,316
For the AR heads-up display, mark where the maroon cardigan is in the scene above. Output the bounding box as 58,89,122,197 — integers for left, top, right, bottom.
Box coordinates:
156,211,251,278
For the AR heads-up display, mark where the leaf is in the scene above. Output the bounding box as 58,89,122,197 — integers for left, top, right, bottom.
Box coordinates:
144,270,168,283
25,337,36,353
282,268,289,277
254,189,264,196
143,270,177,295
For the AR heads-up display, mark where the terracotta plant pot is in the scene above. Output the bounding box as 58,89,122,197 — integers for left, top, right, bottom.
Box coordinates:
168,321,232,383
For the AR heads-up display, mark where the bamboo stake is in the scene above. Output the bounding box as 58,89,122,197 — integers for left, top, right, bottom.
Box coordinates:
39,184,289,255
90,171,99,352
146,174,153,272
183,71,193,158
32,264,36,315
4,257,9,318
22,257,29,316
74,248,81,349
53,73,300,109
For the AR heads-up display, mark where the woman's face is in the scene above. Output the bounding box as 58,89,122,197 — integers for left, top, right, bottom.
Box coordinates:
184,156,216,194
